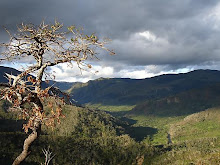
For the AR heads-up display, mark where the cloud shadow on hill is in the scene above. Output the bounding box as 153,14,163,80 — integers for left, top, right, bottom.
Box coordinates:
125,126,158,142
113,115,158,142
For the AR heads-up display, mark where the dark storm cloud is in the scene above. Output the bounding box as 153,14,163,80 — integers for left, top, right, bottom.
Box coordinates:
1,0,220,81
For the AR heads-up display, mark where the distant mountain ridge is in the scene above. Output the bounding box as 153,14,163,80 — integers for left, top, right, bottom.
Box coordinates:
0,66,21,83
0,66,74,91
68,69,220,105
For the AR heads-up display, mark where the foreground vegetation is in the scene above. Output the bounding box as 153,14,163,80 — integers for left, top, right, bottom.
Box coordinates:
1,99,220,164
0,101,145,164
90,104,220,164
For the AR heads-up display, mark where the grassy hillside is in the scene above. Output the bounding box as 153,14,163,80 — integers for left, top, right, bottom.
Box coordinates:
151,137,220,165
169,108,220,142
149,108,220,164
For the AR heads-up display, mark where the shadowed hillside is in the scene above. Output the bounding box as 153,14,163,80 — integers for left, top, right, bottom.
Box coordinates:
129,83,220,116
68,70,220,107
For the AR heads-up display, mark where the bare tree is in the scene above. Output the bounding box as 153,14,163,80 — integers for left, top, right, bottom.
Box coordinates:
0,20,113,165
41,147,55,165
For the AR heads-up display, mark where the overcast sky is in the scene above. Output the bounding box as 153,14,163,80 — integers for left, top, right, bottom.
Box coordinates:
1,0,220,82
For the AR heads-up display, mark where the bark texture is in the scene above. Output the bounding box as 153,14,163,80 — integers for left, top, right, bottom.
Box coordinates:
12,122,41,165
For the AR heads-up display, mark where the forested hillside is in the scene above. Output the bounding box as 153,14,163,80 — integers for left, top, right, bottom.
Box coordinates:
129,83,220,116
69,70,220,106
0,100,144,164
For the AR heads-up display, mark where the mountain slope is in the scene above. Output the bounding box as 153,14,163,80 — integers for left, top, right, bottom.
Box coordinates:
169,107,220,142
150,108,220,164
129,83,220,116
69,70,220,106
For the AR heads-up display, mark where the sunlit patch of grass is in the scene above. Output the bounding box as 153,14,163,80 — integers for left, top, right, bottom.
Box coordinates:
85,103,135,112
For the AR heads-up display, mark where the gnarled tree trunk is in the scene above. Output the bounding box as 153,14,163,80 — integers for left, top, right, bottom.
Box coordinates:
12,121,41,165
